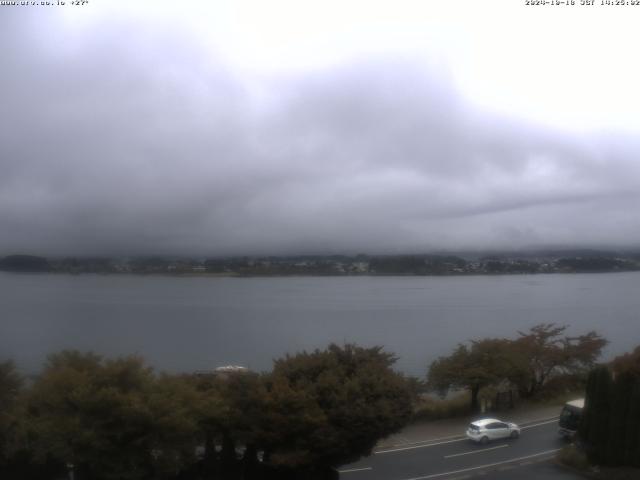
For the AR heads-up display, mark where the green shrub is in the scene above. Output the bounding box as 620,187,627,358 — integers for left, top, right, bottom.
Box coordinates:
536,374,586,401
557,445,590,471
412,392,471,421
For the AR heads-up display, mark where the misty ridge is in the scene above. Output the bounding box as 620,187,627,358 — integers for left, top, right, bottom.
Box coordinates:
2,10,640,257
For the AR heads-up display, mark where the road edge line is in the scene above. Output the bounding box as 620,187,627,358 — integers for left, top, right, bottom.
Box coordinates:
400,448,562,480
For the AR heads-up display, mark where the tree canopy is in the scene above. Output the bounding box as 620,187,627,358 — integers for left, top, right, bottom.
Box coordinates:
427,323,607,411
513,323,607,398
263,344,412,470
611,345,640,379
2,344,413,480
23,351,199,480
428,338,522,412
0,361,22,465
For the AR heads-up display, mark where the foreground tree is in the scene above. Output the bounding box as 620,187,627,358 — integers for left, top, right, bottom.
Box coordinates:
190,369,269,479
0,361,22,467
427,339,524,413
216,372,268,475
261,344,413,475
145,374,201,478
579,348,640,468
611,345,640,379
23,351,199,480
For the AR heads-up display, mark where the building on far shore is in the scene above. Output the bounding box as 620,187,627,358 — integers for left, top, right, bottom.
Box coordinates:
194,365,249,381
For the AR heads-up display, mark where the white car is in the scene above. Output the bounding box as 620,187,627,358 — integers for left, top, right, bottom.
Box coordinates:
466,418,521,444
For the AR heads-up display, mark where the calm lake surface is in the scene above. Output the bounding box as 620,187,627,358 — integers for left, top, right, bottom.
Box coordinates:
1,272,638,376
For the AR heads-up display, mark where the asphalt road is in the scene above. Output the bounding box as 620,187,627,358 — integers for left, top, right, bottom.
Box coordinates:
338,418,582,480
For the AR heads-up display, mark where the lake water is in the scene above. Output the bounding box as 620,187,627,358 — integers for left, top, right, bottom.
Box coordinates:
1,272,638,376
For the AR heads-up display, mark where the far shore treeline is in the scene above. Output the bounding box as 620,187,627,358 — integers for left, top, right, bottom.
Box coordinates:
2,249,640,276
1,324,628,480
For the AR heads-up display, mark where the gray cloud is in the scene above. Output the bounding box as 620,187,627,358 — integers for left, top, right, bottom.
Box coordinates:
1,11,640,256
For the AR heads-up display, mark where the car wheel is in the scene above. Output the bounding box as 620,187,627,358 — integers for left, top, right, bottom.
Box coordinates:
480,436,489,445
510,430,519,439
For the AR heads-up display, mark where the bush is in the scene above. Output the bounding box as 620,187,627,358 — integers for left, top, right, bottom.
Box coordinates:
557,445,590,471
536,374,587,401
412,392,471,421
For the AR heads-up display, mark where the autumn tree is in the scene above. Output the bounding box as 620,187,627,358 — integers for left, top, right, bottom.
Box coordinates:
513,324,607,398
427,339,524,413
611,345,640,379
428,324,607,409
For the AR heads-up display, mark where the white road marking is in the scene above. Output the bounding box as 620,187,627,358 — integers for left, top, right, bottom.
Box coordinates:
443,444,508,459
338,467,373,474
519,415,559,426
377,433,467,449
520,418,559,430
399,448,562,480
376,437,467,454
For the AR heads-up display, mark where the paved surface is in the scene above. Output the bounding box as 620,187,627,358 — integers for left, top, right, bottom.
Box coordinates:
464,460,585,480
377,404,562,449
339,404,581,480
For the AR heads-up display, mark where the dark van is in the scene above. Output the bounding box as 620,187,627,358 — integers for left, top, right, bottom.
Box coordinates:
558,398,584,439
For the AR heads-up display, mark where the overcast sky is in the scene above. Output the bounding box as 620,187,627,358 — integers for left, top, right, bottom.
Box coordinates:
2,0,640,256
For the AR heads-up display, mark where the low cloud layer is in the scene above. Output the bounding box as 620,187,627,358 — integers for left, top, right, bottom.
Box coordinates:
1,11,640,256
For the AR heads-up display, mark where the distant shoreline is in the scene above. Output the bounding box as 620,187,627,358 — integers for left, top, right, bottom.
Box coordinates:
2,251,639,276
2,269,639,278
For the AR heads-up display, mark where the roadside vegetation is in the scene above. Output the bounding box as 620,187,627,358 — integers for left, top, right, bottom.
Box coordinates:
577,346,640,468
0,324,618,479
411,392,471,422
557,444,590,471
0,344,412,480
427,323,606,413
554,345,640,479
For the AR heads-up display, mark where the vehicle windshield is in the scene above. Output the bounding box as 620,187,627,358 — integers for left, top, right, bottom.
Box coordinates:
559,405,582,430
